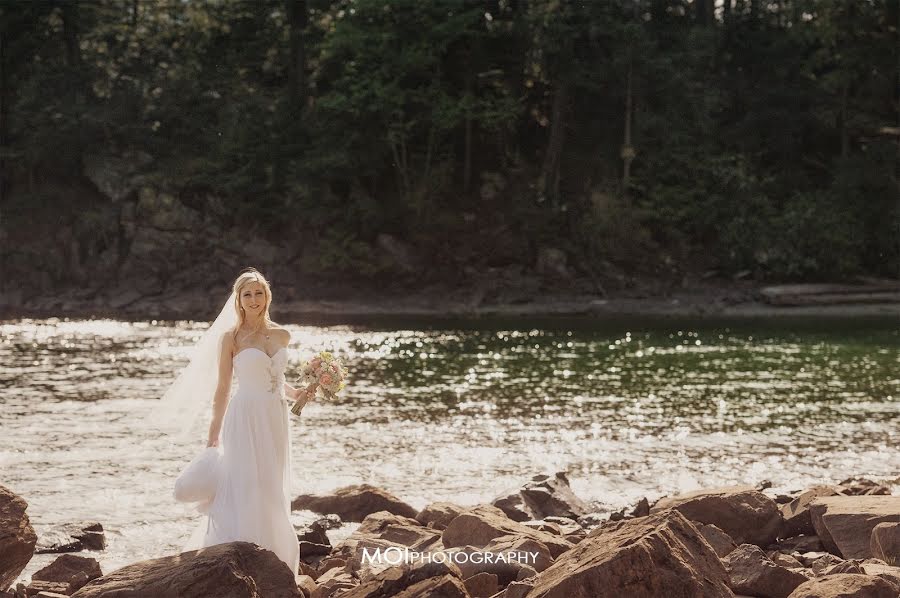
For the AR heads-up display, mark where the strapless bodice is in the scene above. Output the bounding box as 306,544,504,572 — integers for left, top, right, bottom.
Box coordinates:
232,347,287,401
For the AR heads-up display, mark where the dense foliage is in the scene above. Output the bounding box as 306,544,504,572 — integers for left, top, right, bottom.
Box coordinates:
1,0,897,284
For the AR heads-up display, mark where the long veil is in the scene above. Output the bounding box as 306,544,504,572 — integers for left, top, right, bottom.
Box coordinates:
148,291,237,440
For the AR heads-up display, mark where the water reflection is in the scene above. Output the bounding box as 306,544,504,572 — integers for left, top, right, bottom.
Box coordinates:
0,316,897,581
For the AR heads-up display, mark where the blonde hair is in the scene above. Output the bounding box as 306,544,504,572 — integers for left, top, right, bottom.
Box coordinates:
231,267,275,345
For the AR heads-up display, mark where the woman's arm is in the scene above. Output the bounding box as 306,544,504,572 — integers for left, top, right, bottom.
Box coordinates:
207,332,234,447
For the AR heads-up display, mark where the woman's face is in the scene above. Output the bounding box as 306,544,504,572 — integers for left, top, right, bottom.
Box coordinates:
239,281,267,317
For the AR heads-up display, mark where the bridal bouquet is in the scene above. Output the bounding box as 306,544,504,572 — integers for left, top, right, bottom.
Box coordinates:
290,351,347,415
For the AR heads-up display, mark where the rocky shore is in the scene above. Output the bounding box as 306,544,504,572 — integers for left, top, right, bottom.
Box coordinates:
3,474,900,598
2,283,899,324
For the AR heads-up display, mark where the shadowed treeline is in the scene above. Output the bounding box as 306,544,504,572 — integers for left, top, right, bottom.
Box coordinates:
0,0,897,304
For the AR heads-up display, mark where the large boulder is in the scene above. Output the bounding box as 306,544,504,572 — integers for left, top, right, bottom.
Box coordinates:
699,523,738,558
722,544,809,598
869,522,900,563
70,542,300,598
809,496,900,559
292,485,417,522
337,559,463,598
416,503,467,530
786,573,900,598
835,478,892,496
519,509,731,598
781,487,839,538
441,505,574,559
0,485,37,590
651,485,783,546
492,472,589,522
31,554,102,594
329,511,443,581
392,574,469,598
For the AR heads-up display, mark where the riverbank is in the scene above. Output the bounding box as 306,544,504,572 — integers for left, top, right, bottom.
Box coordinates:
4,476,900,597
2,280,898,323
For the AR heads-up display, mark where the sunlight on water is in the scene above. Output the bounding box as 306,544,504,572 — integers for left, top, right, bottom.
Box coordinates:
1,316,898,581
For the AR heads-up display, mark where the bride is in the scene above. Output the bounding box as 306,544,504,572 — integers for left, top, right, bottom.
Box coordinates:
154,268,317,575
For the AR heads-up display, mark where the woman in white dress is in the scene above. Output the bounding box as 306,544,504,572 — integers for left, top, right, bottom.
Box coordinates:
199,269,316,574
159,268,313,575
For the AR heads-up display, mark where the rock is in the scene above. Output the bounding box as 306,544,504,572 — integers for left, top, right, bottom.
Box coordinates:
770,552,805,569
310,567,356,598
575,512,604,531
630,497,651,518
483,535,553,573
70,541,299,598
491,472,589,522
299,541,331,559
329,512,442,581
522,509,731,597
441,545,535,586
699,523,738,558
521,520,561,535
33,593,69,598
462,572,498,598
651,485,783,547
0,485,37,591
295,574,317,598
541,516,583,535
821,560,864,575
415,503,467,531
292,485,417,522
503,579,535,598
786,574,900,598
860,560,900,586
31,554,102,594
337,559,462,598
774,536,824,554
441,505,574,559
809,496,900,558
375,234,422,274
535,247,571,279
723,544,809,598
392,574,468,598
869,522,900,563
782,487,839,538
35,523,106,555
296,520,330,545
491,493,533,523
809,554,845,574
836,478,892,496
315,514,343,530
25,580,70,595
315,556,347,576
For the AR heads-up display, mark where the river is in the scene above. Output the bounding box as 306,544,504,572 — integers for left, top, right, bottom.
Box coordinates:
1,315,897,582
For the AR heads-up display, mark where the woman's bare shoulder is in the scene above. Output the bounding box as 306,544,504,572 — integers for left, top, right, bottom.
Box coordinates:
269,325,291,345
220,329,236,349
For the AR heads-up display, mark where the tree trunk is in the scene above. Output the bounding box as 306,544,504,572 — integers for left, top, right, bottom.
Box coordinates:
621,54,635,197
839,81,849,158
463,73,473,193
0,24,6,206
286,0,307,111
695,0,715,26
540,80,569,203
61,1,83,169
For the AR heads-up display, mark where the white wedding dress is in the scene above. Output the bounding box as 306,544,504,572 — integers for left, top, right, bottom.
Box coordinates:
182,346,299,574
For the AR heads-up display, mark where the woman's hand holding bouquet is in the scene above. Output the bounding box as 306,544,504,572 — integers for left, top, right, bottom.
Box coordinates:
290,351,347,416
